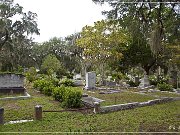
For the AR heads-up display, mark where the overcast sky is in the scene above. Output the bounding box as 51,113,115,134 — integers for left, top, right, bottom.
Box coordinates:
14,0,108,42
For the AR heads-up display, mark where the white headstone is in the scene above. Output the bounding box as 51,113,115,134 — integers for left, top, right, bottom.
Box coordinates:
139,75,150,88
85,72,96,90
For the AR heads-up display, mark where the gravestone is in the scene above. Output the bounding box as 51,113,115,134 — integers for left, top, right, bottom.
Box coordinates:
139,75,150,88
73,74,82,80
0,73,25,93
0,74,24,87
169,70,178,88
85,72,96,90
134,76,139,84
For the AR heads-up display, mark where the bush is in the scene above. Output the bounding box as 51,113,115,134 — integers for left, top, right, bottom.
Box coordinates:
60,79,74,87
112,72,125,81
157,82,173,91
33,79,47,91
66,73,74,79
52,86,82,108
50,77,60,87
127,80,140,87
62,87,82,108
25,67,37,82
149,75,169,86
34,77,82,108
33,79,54,95
42,83,54,96
157,75,169,84
149,75,158,86
52,85,66,101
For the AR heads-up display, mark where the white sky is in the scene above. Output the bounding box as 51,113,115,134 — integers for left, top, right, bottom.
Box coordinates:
14,0,108,43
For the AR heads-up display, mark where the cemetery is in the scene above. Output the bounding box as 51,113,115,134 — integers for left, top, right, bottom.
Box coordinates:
0,69,180,132
0,0,180,133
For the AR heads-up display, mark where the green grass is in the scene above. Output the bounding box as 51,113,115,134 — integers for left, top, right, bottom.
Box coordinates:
86,91,156,106
146,91,180,98
0,83,180,132
0,84,61,122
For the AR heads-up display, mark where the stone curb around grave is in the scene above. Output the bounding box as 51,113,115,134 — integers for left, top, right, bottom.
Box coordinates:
99,97,180,113
0,92,31,101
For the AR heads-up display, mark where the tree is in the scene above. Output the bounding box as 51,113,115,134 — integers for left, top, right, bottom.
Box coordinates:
0,0,39,71
30,37,66,69
41,54,64,75
0,0,39,49
93,0,179,73
76,20,129,83
65,33,83,74
30,36,82,74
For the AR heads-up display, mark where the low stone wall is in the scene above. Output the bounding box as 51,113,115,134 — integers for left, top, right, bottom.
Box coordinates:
99,97,180,113
0,73,24,88
0,92,31,101
100,102,139,113
0,73,25,93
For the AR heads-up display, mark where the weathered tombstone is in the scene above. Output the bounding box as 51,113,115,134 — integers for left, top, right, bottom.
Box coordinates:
0,73,25,94
85,72,96,90
0,108,4,124
0,73,24,88
134,76,139,84
139,75,150,88
169,70,178,88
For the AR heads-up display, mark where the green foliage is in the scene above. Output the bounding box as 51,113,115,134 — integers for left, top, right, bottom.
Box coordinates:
77,20,129,65
52,85,66,101
0,0,39,71
41,54,62,74
61,87,82,108
33,79,54,96
52,86,82,108
60,78,74,87
149,75,158,86
157,82,173,92
66,73,74,79
34,77,81,108
149,75,169,86
25,67,37,82
127,80,140,87
50,77,60,87
42,83,55,96
112,72,125,81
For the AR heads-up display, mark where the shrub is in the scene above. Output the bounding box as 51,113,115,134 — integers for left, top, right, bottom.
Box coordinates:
149,75,169,86
42,83,54,96
157,82,173,91
34,78,82,108
33,79,47,91
52,85,66,101
62,87,82,108
33,79,54,95
60,79,74,87
66,73,74,79
25,67,37,82
157,75,169,84
149,75,158,86
52,86,82,108
127,80,140,87
50,77,60,87
112,72,125,81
